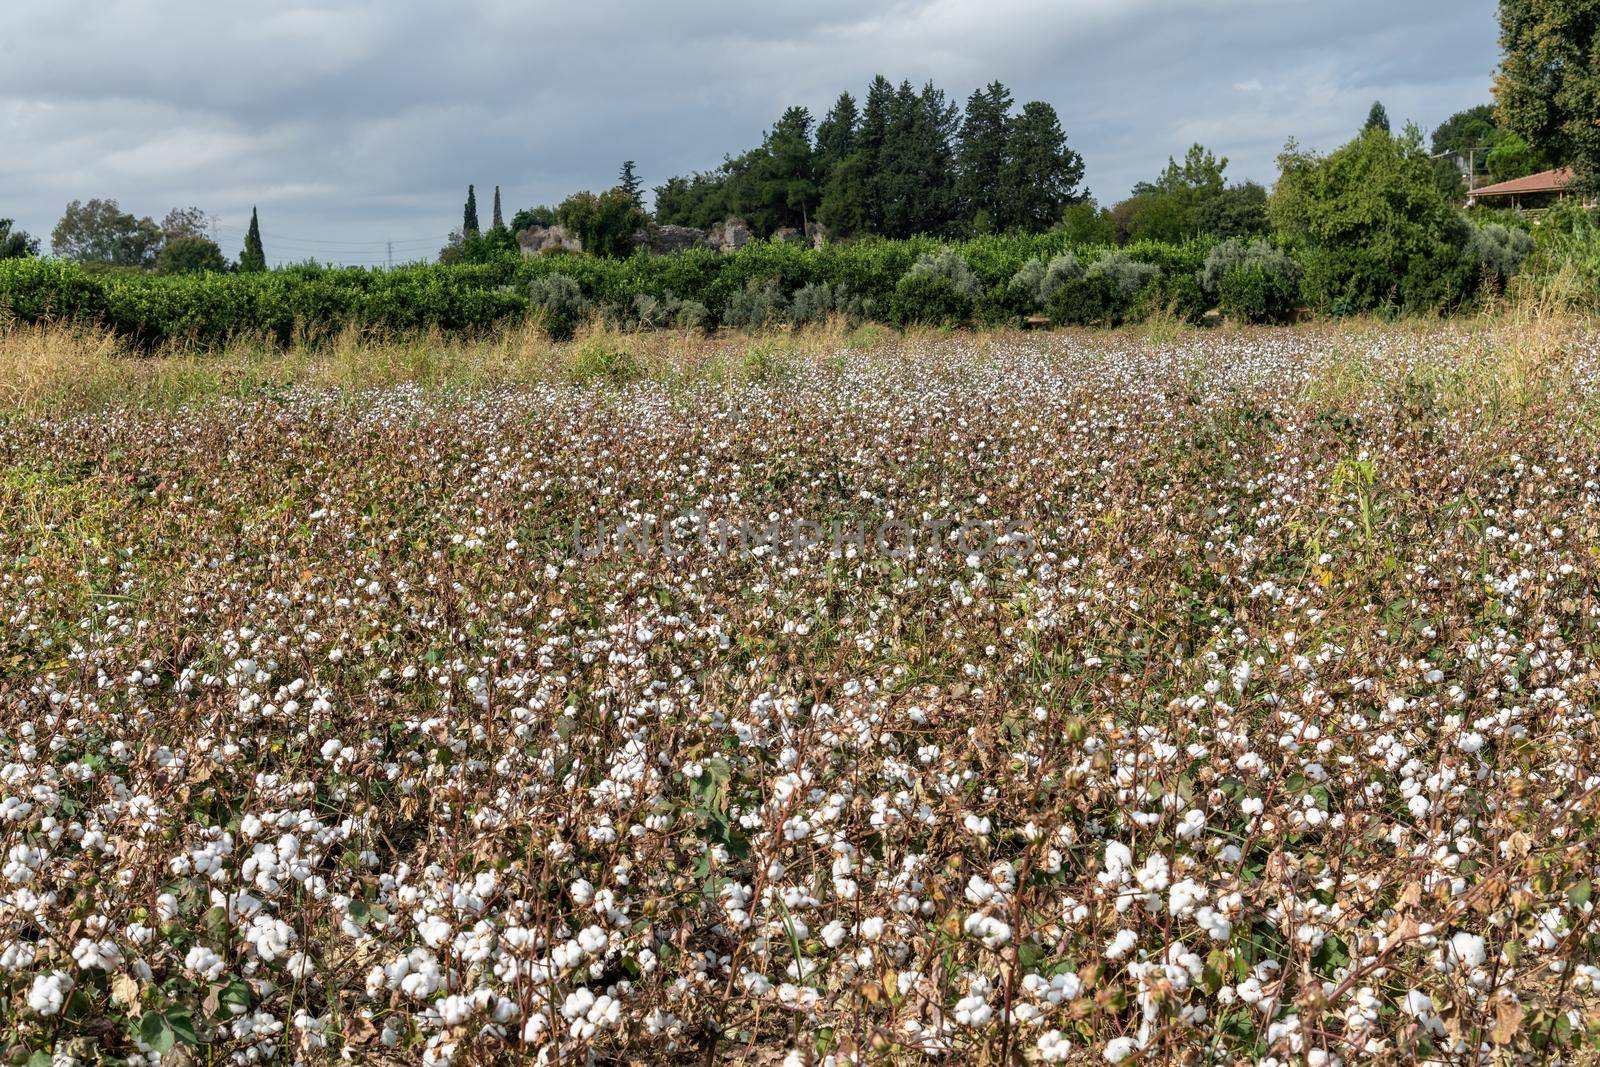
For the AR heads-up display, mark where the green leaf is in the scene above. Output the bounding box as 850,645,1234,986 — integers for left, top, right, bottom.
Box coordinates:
139,1011,176,1054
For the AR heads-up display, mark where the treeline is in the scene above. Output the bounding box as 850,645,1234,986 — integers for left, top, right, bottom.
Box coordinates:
4,125,1592,350
654,77,1086,239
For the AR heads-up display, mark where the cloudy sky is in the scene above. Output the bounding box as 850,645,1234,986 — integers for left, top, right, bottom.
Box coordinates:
1,0,1499,265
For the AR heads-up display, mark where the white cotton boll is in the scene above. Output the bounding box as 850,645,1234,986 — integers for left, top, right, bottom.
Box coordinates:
953,991,993,1027
1105,929,1138,960
439,995,474,1026
562,987,596,1020
185,946,225,981
577,925,609,955
1407,795,1431,819
569,878,594,906
1104,1036,1139,1063
27,971,72,1016
1449,931,1487,969
1037,1030,1072,1061
320,738,343,761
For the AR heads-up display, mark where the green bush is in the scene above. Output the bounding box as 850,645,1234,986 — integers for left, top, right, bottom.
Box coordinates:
1217,262,1302,324
1010,252,1084,310
1199,239,1304,322
1135,271,1209,324
790,282,838,325
1468,222,1535,292
528,274,589,340
1086,251,1160,299
1046,274,1125,327
892,251,982,327
723,280,789,331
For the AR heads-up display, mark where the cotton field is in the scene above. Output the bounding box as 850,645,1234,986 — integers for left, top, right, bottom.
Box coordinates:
4,324,1600,1064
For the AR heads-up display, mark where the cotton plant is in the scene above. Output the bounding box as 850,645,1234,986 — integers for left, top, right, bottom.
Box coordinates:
0,324,1598,1062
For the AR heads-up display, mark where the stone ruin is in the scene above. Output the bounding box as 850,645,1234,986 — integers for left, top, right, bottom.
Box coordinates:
518,217,831,258
516,224,584,256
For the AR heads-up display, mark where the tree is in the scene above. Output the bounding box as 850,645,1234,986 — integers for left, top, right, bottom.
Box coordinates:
814,92,859,181
556,187,648,258
1485,130,1545,181
0,219,40,260
1118,144,1230,241
618,163,643,209
239,207,266,272
1269,125,1477,312
161,206,212,241
744,106,817,234
491,186,505,230
1365,101,1391,134
463,185,480,236
156,235,228,274
510,205,556,233
1059,199,1116,244
1495,0,1600,192
1193,182,1270,239
955,81,1014,231
996,100,1084,232
51,199,163,267
876,80,959,238
817,153,872,238
1431,104,1499,156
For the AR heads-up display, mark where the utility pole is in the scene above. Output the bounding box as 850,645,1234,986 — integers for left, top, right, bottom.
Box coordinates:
387,240,393,270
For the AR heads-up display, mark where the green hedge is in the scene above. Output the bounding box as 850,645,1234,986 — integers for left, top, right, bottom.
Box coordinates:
0,233,1227,347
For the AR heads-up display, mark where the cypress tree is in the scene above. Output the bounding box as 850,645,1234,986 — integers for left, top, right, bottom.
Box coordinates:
463,185,480,236
239,206,266,272
1364,101,1391,134
491,186,504,230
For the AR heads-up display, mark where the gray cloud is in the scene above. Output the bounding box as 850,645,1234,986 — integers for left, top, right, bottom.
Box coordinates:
0,0,1499,265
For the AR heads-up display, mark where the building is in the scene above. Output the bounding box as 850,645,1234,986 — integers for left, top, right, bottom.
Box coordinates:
1465,167,1589,211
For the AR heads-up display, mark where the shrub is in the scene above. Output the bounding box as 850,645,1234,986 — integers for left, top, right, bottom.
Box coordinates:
529,273,589,340
1468,222,1535,291
974,283,1035,327
1046,274,1125,327
1086,251,1160,299
1010,252,1084,310
1217,262,1302,324
790,282,837,325
903,250,981,299
893,272,972,327
723,280,789,331
1135,271,1209,324
675,300,711,331
1199,239,1304,322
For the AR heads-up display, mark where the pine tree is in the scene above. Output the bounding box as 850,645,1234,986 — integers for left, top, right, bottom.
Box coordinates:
1364,101,1391,134
239,206,266,272
996,101,1085,232
491,186,504,231
857,75,896,233
815,92,859,181
463,185,480,236
955,81,1014,232
619,162,644,208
